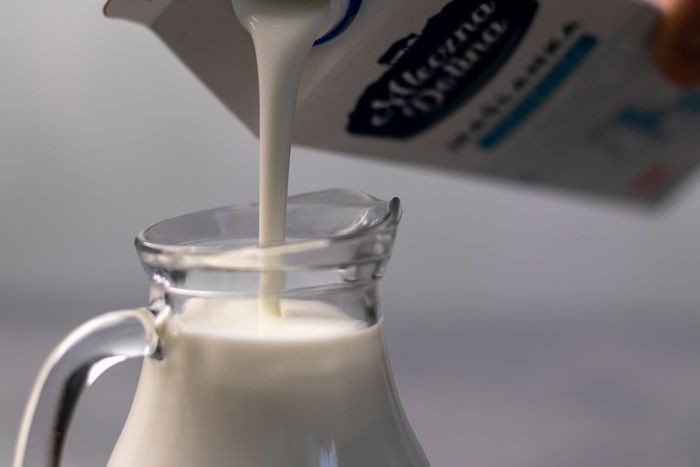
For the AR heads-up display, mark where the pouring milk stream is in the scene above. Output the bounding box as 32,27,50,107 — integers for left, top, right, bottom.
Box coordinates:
234,0,329,316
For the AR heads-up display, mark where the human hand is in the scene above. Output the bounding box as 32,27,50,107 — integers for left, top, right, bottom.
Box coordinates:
653,0,700,86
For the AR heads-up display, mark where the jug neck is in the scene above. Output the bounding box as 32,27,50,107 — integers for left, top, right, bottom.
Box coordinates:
135,189,401,323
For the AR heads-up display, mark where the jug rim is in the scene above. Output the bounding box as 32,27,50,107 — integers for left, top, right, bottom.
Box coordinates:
135,188,401,271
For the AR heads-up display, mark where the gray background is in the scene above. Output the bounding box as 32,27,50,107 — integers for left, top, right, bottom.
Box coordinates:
3,0,700,465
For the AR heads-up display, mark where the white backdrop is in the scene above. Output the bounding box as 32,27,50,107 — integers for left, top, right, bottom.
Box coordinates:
3,0,700,466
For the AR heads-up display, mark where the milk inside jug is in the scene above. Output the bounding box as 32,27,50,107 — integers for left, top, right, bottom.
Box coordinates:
14,189,429,467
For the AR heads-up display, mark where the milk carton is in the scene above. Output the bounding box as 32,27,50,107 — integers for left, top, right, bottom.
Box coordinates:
104,0,700,204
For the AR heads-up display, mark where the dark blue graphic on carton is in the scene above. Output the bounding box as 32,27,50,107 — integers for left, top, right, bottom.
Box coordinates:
347,0,539,139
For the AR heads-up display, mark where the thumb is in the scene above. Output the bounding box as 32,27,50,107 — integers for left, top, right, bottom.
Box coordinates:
652,0,700,86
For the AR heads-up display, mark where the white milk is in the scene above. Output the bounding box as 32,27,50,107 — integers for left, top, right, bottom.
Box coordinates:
108,4,429,465
235,0,329,315
235,0,328,246
107,299,426,466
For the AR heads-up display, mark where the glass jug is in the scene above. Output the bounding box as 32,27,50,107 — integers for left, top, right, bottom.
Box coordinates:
13,189,429,467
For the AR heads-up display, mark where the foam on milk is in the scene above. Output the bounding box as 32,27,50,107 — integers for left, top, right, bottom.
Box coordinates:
235,0,330,315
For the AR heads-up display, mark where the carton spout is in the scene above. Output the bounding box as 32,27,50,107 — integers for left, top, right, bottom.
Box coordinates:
104,0,177,25
229,0,361,46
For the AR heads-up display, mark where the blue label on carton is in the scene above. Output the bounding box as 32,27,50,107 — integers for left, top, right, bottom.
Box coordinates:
479,34,598,149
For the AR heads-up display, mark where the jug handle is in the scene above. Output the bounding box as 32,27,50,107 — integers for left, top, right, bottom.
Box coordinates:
12,308,159,467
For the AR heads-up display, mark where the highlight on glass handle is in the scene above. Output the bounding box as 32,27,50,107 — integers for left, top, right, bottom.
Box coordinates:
13,308,160,467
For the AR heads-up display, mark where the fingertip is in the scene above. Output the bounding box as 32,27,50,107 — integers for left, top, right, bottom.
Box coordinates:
652,16,700,87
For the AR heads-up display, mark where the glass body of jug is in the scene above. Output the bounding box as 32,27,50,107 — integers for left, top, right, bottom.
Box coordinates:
13,189,429,467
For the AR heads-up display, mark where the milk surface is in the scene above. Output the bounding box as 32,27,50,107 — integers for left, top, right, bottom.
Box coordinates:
107,299,426,467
